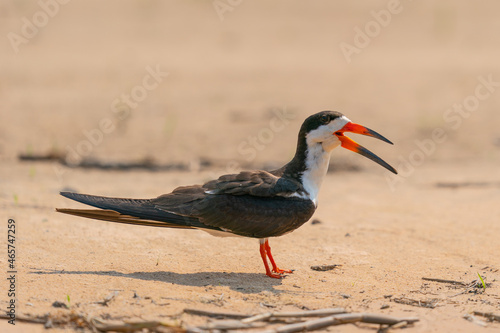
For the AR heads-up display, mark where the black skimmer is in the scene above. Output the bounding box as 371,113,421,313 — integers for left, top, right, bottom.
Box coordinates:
57,111,397,278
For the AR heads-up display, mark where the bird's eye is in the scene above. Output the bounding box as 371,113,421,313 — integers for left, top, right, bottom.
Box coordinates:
320,115,329,124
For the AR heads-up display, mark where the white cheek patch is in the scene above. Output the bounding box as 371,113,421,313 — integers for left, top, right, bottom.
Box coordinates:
331,116,351,133
306,116,351,144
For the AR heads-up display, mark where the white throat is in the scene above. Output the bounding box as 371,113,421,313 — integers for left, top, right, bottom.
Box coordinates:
296,115,350,206
300,143,335,206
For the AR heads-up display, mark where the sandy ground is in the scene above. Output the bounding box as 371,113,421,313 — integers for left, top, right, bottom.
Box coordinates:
1,1,500,332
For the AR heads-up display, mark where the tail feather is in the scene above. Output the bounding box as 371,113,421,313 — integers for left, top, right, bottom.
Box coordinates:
55,208,192,229
60,192,154,217
57,192,222,231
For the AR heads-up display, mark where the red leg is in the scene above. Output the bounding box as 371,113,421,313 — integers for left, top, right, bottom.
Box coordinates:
264,240,293,274
259,242,282,278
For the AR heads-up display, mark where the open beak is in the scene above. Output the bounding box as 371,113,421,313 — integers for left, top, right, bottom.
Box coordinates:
335,122,398,174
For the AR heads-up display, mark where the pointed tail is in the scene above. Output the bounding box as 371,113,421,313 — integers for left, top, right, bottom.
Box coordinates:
57,192,219,231
55,208,191,228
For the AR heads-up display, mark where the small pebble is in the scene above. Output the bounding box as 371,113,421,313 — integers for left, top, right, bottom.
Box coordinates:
310,264,341,271
51,301,68,309
44,319,53,329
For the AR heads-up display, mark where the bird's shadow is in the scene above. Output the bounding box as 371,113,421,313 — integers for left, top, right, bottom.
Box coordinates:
29,268,283,293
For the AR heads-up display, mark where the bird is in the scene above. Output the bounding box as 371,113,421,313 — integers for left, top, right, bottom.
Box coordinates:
57,111,397,278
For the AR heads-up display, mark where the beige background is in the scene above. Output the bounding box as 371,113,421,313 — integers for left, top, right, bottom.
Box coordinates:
1,1,499,332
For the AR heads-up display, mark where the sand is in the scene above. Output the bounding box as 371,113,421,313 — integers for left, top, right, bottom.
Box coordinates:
1,1,500,332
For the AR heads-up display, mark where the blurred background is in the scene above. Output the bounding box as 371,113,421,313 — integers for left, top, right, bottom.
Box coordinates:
2,3,500,329
1,0,499,187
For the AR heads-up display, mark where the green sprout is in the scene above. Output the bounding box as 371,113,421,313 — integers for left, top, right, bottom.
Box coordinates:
477,272,486,289
67,294,71,307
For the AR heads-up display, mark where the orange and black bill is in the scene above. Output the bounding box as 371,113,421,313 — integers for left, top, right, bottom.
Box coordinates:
335,122,398,175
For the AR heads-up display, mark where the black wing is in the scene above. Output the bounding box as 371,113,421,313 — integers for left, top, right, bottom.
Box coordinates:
152,171,316,238
59,170,316,238
202,170,305,196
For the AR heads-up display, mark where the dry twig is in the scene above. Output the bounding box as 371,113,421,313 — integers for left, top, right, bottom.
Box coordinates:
185,308,346,322
473,311,500,322
421,277,467,286
449,280,483,297
463,314,488,327
0,313,46,324
184,308,248,319
195,319,263,330
1,307,417,332
90,317,182,332
257,313,418,333
392,297,439,308
269,308,346,318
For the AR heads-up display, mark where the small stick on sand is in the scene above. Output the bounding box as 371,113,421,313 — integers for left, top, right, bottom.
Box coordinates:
195,319,263,330
184,308,248,319
185,307,346,321
270,308,346,318
90,318,181,332
421,277,467,286
463,314,488,327
257,313,419,333
449,280,482,297
392,297,438,308
241,313,273,323
0,314,46,324
473,311,500,322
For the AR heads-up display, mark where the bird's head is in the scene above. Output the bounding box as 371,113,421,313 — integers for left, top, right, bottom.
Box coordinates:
302,111,397,174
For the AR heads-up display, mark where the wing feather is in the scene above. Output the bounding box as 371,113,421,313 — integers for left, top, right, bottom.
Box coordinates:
59,169,315,239
201,170,305,197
